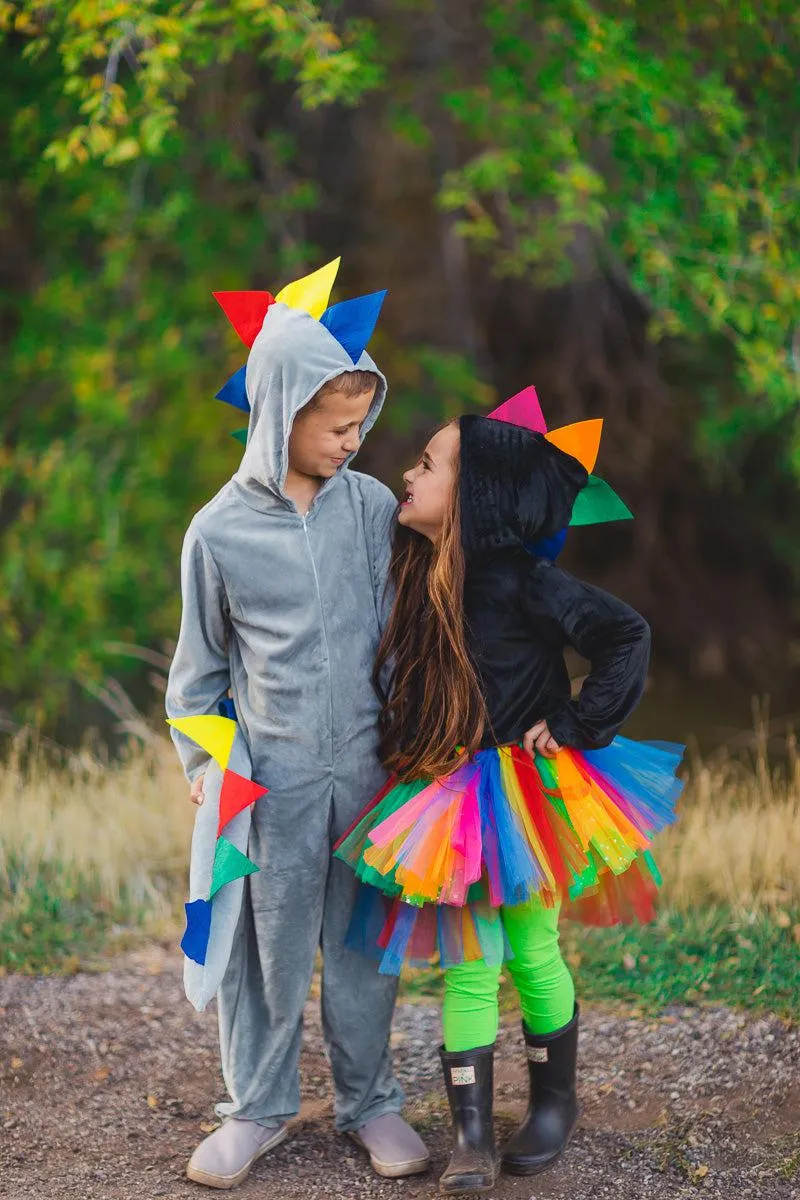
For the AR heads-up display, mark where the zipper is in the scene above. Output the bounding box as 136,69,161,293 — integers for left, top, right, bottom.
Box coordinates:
302,513,334,766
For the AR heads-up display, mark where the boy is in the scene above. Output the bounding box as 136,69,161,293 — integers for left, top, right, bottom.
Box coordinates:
166,264,428,1188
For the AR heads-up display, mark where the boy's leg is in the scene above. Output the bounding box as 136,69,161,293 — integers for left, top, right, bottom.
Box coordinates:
319,854,404,1130
215,793,330,1126
322,774,429,1177
321,858,431,1177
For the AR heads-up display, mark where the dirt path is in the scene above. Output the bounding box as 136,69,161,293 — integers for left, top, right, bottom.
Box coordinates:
1,946,798,1200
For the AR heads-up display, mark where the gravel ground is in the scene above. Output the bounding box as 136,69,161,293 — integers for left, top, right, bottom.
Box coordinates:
0,945,798,1200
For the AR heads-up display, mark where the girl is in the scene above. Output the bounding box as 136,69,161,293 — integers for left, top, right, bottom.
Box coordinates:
335,410,683,1195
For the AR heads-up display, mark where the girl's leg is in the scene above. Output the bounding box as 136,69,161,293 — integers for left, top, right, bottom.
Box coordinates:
442,957,502,1051
502,896,574,1034
499,895,579,1176
438,919,502,1193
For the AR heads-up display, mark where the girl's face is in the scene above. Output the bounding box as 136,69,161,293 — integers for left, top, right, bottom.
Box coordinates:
398,422,460,541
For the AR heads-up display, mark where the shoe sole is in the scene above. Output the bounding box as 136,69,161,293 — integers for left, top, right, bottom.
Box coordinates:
346,1131,430,1178
186,1125,288,1189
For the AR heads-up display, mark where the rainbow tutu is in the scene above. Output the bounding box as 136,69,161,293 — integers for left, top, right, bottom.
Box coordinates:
334,737,684,973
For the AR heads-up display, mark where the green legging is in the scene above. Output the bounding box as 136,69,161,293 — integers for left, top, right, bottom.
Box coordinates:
443,897,575,1051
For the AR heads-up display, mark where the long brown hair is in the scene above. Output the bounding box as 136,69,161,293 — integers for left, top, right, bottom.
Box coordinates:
374,426,488,781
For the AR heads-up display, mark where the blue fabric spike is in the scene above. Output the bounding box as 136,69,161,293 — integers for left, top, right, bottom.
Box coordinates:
320,290,387,364
181,898,212,965
525,528,568,562
217,697,237,722
215,365,249,412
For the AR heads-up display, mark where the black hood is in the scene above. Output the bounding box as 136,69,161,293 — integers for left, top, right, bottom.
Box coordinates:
459,414,588,556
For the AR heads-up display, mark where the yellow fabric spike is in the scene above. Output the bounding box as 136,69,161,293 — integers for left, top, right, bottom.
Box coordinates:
546,419,604,473
275,257,341,319
166,715,237,771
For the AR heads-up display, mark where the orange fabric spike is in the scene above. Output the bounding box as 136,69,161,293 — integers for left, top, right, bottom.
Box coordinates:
546,419,604,473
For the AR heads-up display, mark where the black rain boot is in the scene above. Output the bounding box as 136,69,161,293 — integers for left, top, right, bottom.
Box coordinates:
501,1004,579,1175
438,1044,497,1195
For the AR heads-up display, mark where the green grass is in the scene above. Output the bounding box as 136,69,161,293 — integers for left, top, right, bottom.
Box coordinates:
0,857,150,975
398,907,800,1019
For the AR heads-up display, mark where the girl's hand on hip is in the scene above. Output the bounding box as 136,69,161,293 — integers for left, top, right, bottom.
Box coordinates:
189,775,206,806
523,721,561,760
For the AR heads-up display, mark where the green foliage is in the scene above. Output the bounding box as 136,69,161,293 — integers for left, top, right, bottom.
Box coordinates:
3,0,381,170
1,1,798,728
0,2,381,723
399,907,800,1019
0,856,135,974
438,0,800,451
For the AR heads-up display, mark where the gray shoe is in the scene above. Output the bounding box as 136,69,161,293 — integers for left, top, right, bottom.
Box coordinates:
348,1112,430,1178
186,1118,288,1189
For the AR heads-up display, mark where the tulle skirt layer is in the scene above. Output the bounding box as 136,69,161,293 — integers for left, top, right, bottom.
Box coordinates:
334,738,684,973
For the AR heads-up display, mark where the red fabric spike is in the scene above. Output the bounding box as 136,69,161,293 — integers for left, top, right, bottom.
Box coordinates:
213,292,275,348
217,770,268,836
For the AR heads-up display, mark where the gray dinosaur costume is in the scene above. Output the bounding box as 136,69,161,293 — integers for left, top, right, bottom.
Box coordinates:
166,301,403,1130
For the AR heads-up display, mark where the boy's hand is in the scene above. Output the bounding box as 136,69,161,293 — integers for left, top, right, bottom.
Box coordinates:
523,720,561,760
190,775,206,806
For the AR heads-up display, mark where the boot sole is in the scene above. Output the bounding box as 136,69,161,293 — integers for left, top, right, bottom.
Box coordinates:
186,1125,288,1189
439,1173,497,1195
501,1124,575,1177
346,1131,430,1178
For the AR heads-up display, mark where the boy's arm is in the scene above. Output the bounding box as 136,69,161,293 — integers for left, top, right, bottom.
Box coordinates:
362,476,398,631
166,525,232,782
533,563,651,750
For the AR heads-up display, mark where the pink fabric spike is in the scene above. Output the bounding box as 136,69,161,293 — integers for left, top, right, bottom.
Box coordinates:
488,385,548,433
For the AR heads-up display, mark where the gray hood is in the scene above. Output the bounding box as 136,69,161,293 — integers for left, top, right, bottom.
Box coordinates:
233,301,387,508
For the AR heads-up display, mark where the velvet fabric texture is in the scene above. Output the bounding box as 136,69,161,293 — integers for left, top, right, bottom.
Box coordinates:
166,301,403,1128
458,415,650,750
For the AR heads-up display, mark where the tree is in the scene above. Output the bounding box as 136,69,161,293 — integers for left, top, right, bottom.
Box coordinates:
0,0,381,724
436,0,800,463
1,0,798,730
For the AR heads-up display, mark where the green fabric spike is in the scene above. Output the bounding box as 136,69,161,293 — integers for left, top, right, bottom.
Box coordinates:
570,475,633,526
209,836,259,898
231,428,248,446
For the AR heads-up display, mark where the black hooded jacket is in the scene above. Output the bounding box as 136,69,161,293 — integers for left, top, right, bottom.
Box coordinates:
459,415,650,751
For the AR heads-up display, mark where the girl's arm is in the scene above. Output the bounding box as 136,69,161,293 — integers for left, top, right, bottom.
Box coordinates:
166,525,232,782
535,562,651,750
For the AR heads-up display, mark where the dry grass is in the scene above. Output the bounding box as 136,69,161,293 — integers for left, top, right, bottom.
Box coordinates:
0,730,798,925
0,738,193,928
659,733,800,911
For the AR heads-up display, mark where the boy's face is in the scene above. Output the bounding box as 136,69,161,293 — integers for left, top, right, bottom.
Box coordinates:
288,384,377,480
